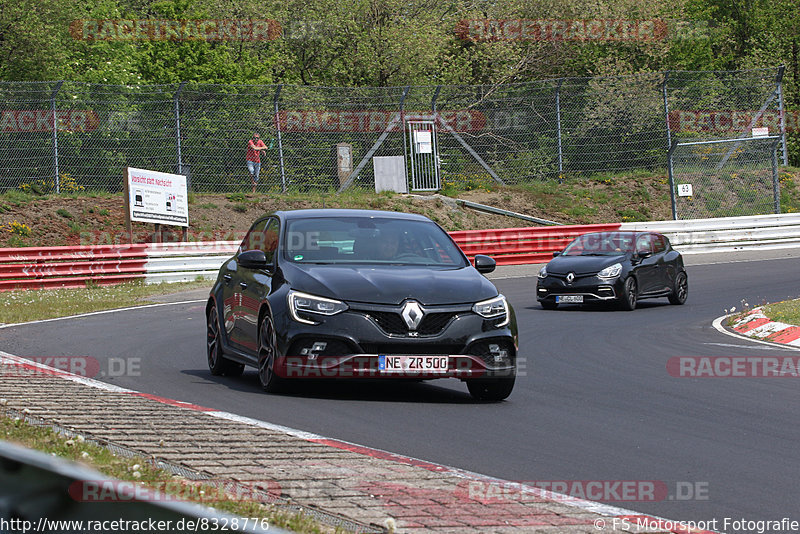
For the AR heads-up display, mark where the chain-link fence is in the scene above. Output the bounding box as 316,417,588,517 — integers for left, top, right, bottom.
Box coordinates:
0,68,789,195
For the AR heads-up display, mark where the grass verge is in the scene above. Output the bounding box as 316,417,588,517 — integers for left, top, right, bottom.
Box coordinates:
0,412,335,533
761,298,800,326
0,280,212,324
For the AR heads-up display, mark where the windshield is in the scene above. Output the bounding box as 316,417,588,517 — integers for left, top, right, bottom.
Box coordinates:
562,232,636,256
284,217,469,267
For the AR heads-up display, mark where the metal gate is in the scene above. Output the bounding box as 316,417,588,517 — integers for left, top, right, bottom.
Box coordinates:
666,136,781,220
406,120,440,191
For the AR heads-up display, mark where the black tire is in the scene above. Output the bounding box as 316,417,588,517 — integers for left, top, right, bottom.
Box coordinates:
619,276,637,311
207,306,244,376
467,376,515,401
668,272,688,305
540,300,558,310
257,314,286,393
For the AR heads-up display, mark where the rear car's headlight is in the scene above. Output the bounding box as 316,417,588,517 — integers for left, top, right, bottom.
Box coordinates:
597,263,622,279
538,265,548,279
288,290,348,324
473,294,509,327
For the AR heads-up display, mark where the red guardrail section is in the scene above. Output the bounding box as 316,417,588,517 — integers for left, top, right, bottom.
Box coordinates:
0,224,623,290
0,244,148,291
450,223,623,265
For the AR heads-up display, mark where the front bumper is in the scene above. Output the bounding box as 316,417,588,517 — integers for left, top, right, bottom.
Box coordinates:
536,275,623,303
274,303,516,379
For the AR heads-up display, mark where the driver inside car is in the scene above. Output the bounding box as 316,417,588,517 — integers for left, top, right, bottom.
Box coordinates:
376,230,401,260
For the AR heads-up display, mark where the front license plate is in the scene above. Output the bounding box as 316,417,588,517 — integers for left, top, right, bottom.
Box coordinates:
556,295,584,303
379,355,449,374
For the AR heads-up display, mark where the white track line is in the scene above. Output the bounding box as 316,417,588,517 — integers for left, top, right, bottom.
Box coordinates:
0,299,207,329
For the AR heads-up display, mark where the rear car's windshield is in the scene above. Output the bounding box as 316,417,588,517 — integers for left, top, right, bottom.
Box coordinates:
562,232,636,256
284,217,468,267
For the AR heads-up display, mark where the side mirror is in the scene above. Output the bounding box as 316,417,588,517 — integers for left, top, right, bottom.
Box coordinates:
552,251,561,257
238,249,270,270
473,254,496,274
636,250,652,259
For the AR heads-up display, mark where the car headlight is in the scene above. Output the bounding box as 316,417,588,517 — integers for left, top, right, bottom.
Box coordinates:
288,290,348,325
538,265,548,279
597,263,622,279
473,294,510,327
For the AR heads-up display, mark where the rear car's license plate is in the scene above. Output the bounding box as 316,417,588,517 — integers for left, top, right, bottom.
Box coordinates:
556,295,584,303
379,355,449,374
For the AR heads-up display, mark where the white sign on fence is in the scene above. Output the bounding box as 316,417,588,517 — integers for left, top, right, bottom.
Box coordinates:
677,183,693,197
413,130,433,154
125,167,189,227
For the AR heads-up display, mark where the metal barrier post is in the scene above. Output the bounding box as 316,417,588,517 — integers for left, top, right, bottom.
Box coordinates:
662,71,671,148
273,85,286,193
175,81,186,179
51,81,64,193
556,78,564,181
667,139,679,220
772,138,781,213
776,66,788,166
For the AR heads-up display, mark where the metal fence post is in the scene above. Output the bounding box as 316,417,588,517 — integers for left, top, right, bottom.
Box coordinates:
273,85,286,193
431,85,441,113
51,80,64,193
776,65,788,166
556,78,564,182
175,81,186,180
772,138,781,213
401,86,411,186
662,71,671,149
667,139,679,220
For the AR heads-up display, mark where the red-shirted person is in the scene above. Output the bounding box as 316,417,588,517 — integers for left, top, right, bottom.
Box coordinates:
246,132,269,193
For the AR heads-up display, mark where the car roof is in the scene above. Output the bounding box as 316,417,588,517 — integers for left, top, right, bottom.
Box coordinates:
272,209,434,222
580,230,665,238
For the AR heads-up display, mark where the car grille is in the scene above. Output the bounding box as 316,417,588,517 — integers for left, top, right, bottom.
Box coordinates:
366,311,458,336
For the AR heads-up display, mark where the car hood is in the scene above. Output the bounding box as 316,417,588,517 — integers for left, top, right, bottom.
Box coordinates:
547,255,628,275
282,263,498,305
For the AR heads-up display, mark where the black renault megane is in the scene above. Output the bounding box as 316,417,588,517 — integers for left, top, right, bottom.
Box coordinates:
536,231,687,310
206,209,518,401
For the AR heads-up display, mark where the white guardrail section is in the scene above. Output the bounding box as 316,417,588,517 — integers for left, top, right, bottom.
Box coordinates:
143,214,800,282
144,241,238,283
620,213,800,254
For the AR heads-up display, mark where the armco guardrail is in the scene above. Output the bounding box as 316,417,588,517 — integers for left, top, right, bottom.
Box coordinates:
144,241,239,284
620,213,800,253
0,440,273,533
5,215,800,289
0,244,148,291
449,223,623,265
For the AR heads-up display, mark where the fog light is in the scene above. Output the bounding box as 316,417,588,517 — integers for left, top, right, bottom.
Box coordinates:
300,341,328,360
489,343,509,364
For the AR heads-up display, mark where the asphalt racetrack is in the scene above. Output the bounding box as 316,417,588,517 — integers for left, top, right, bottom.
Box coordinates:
3,255,800,528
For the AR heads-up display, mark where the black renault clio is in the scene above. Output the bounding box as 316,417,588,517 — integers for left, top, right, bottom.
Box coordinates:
206,209,518,401
536,231,688,311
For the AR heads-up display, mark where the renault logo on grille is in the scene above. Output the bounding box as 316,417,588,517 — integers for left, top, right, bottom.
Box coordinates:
566,272,575,284
401,301,424,331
